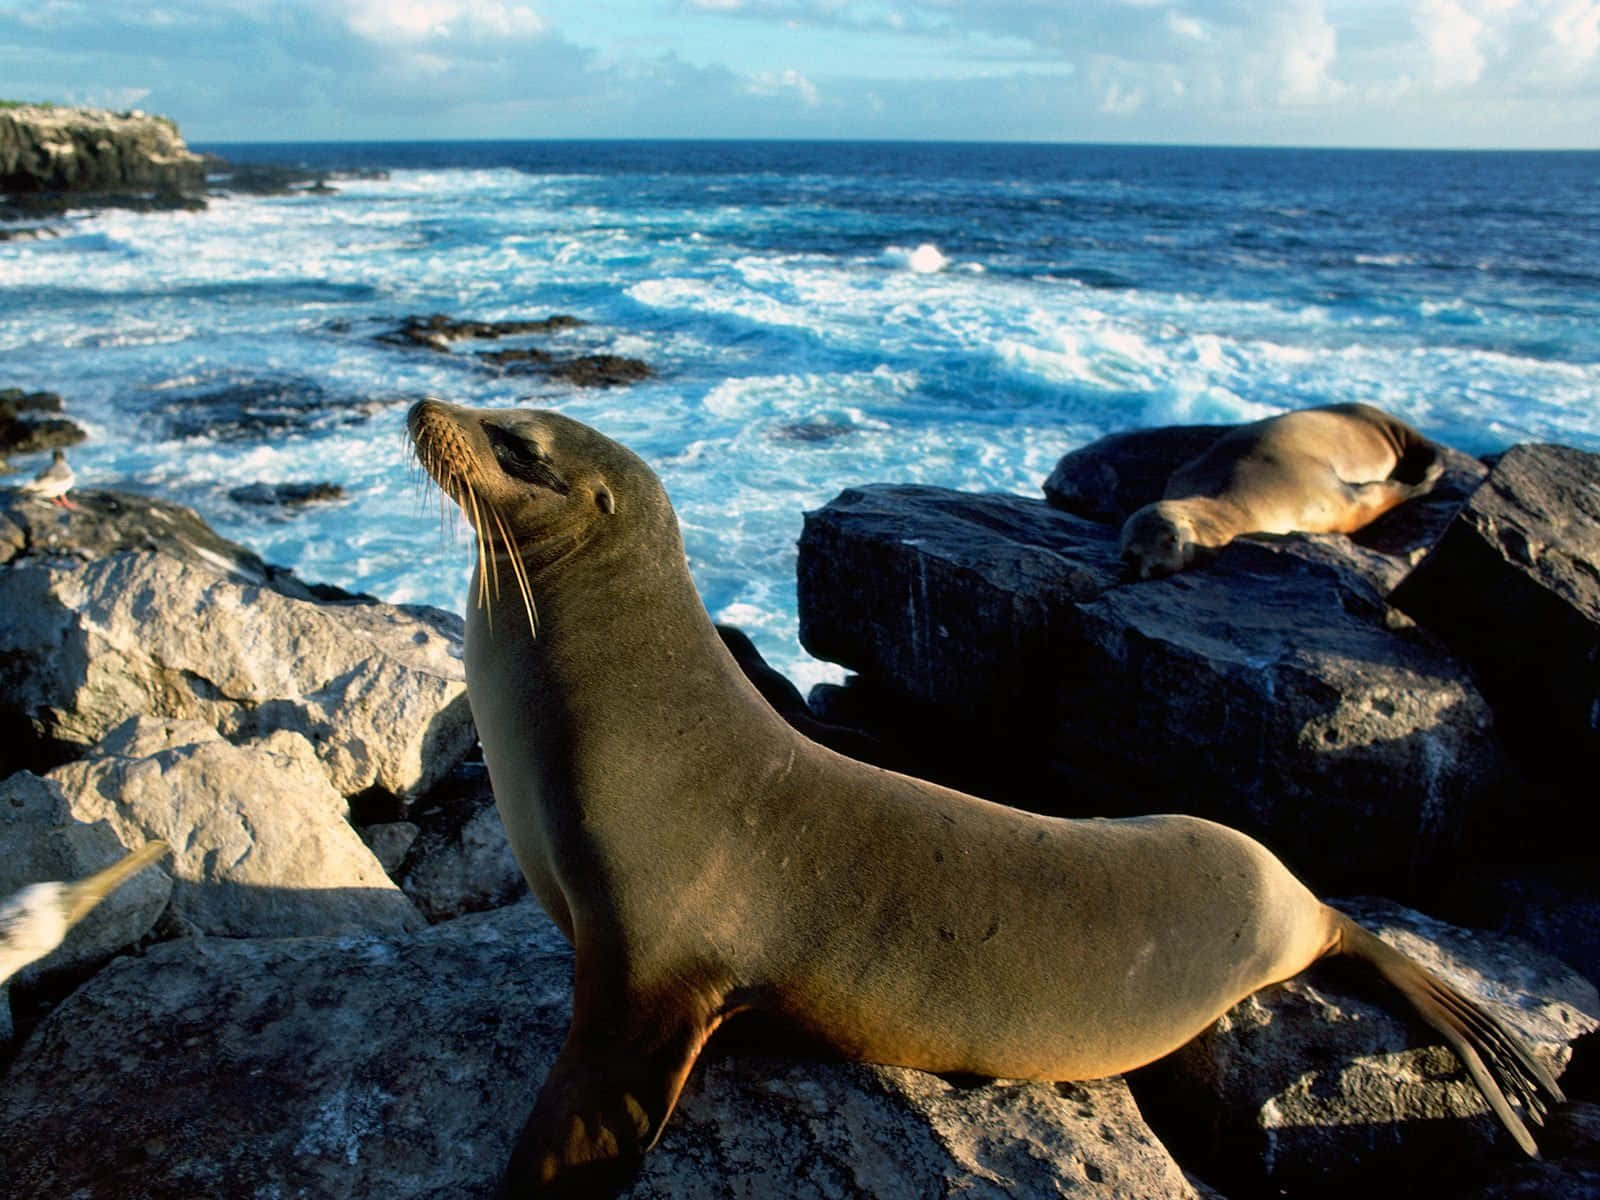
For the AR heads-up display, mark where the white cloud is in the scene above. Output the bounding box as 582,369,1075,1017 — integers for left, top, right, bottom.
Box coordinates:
344,0,544,44
745,67,822,106
1414,0,1490,86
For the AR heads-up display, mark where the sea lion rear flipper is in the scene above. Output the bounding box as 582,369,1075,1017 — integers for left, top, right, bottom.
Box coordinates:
1333,912,1564,1157
499,1002,715,1198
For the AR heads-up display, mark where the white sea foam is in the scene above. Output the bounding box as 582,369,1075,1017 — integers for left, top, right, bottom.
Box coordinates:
5,158,1598,690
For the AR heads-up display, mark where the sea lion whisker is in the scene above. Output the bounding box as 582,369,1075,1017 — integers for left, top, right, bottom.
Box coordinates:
488,503,539,639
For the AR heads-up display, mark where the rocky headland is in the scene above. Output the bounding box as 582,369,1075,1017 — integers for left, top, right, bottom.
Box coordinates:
0,419,1597,1199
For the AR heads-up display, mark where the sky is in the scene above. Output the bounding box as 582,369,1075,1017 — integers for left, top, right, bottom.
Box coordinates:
1,0,1596,148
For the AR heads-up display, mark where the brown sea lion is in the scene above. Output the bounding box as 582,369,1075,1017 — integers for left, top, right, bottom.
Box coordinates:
1120,402,1444,579
407,398,1558,1198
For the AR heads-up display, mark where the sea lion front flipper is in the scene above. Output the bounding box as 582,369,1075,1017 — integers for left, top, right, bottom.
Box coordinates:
499,1002,715,1199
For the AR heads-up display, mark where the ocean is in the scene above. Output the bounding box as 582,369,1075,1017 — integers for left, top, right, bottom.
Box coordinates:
3,141,1598,690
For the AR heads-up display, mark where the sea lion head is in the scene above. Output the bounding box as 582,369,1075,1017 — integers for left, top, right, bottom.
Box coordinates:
1119,501,1194,580
408,399,666,629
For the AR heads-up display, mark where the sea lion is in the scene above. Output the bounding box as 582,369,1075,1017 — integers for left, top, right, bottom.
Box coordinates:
1120,402,1443,579
407,398,1560,1198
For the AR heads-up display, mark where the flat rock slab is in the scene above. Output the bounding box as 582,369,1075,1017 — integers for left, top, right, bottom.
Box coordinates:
798,484,1504,895
0,902,1204,1200
1392,443,1600,781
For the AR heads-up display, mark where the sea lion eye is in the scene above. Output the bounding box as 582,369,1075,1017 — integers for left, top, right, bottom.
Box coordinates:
485,424,571,495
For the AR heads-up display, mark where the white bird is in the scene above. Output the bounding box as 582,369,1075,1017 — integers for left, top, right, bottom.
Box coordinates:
20,448,77,508
0,841,170,986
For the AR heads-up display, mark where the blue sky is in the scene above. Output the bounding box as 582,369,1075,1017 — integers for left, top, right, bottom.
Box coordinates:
1,1,1595,147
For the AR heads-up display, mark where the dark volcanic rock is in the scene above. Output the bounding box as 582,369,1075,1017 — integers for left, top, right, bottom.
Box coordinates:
380,312,585,352
798,484,1508,897
0,388,86,456
228,480,347,507
377,313,653,387
0,105,205,197
140,374,386,441
1391,443,1600,791
545,353,654,388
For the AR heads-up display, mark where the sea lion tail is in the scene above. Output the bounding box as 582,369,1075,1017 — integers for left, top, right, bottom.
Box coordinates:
1332,912,1564,1157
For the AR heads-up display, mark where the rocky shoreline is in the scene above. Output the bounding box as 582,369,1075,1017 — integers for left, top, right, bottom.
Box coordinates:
1,411,1598,1198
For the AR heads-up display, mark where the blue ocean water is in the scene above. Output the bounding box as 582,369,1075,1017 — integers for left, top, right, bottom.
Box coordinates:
3,141,1598,689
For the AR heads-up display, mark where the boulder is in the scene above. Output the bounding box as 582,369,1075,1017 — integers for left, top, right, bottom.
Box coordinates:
399,774,528,921
45,716,423,938
0,105,205,196
0,901,1206,1199
0,490,474,801
798,485,1506,896
1391,444,1600,793
0,387,86,457
1133,899,1600,1199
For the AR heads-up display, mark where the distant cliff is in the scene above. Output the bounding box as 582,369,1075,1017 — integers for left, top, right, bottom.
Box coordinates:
0,104,205,196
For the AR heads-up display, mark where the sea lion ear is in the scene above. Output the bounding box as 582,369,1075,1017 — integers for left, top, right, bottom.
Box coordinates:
595,484,616,515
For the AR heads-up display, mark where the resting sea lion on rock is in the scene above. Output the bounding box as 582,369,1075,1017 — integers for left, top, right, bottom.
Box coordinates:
407,398,1559,1199
1120,402,1444,579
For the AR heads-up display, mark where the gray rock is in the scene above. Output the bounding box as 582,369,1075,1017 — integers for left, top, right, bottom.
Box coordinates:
1391,443,1600,784
45,716,423,937
401,797,528,922
797,484,1507,896
0,769,171,989
0,538,473,801
362,820,421,877
0,901,1204,1199
1133,899,1600,1199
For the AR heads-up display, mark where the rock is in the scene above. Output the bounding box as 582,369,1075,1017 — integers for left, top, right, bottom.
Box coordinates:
1441,864,1600,992
544,353,654,388
361,821,421,877
797,484,1507,896
400,781,528,921
0,495,474,801
0,901,1205,1199
46,716,423,937
375,313,653,387
1132,899,1600,1200
379,312,585,351
0,487,332,591
0,104,205,196
1391,444,1600,794
136,374,387,442
227,480,346,508
0,770,171,990
0,387,86,456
